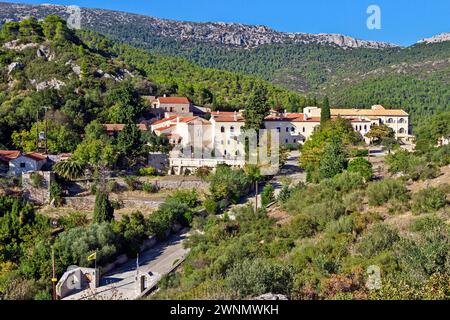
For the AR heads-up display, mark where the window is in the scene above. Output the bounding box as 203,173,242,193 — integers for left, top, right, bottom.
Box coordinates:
285,139,289,144
20,163,26,168
399,128,406,134
364,125,367,131
286,127,289,133
277,127,281,133
221,126,225,133
302,127,306,133
230,126,235,133
399,118,405,124
228,140,231,145
294,139,297,143
291,127,295,132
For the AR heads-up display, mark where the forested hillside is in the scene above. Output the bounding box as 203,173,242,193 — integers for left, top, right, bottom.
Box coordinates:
1,2,450,125
129,37,450,124
0,16,307,150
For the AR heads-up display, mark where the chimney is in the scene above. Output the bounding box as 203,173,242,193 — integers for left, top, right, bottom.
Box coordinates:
177,117,180,124
163,94,167,98
234,111,237,121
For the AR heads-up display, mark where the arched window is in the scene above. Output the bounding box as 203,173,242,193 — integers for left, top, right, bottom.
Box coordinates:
221,126,225,133
399,118,405,124
387,118,394,124
399,128,406,134
230,126,235,133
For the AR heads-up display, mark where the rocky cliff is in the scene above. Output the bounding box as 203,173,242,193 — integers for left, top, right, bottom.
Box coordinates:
0,2,398,49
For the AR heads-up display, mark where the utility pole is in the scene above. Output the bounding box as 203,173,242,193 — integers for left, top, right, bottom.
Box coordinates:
254,181,258,212
43,106,49,154
36,110,39,152
51,247,57,300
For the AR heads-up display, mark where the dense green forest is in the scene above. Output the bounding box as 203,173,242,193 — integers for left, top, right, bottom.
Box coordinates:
99,27,450,125
0,16,308,150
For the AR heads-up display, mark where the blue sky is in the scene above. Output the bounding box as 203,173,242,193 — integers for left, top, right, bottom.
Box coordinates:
2,0,450,46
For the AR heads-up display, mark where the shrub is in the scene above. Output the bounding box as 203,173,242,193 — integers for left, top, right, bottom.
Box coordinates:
366,179,410,207
347,157,373,181
167,189,199,208
195,166,212,180
139,167,157,176
357,224,400,258
142,182,159,194
204,197,219,215
349,148,369,157
55,222,118,267
113,211,147,256
330,171,366,193
124,176,140,191
261,184,275,207
225,259,293,298
59,212,89,229
411,187,447,214
50,182,63,207
285,214,318,239
106,180,120,193
30,172,45,188
208,165,251,203
277,185,291,203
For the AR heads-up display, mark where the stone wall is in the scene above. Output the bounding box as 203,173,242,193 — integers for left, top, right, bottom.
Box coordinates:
22,171,54,205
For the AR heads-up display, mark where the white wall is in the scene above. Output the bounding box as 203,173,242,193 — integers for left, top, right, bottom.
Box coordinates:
9,156,45,176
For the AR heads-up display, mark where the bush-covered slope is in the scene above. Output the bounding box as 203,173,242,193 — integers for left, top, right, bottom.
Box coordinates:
0,16,307,149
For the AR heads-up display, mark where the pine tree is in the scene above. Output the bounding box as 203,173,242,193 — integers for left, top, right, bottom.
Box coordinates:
321,96,331,124
318,137,347,180
93,191,114,223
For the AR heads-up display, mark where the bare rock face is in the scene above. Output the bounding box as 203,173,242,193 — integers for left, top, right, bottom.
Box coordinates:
418,32,450,44
36,45,55,61
31,78,65,91
0,2,398,50
3,40,39,51
7,62,24,75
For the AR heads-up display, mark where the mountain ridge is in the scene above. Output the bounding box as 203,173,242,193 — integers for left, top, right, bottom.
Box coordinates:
0,2,399,49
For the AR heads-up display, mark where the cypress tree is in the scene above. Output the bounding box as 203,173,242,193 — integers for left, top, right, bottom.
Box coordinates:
93,191,114,223
321,96,331,124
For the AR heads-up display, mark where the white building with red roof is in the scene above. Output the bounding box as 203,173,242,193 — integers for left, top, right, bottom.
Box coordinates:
0,151,48,176
150,96,193,118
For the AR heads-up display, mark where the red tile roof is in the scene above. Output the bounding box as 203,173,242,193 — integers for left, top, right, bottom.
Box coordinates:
154,124,177,132
24,152,47,161
103,124,148,132
179,116,211,125
157,97,190,104
0,150,20,162
150,116,178,126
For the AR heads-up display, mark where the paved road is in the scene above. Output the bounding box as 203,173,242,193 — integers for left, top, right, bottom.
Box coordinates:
64,231,189,300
